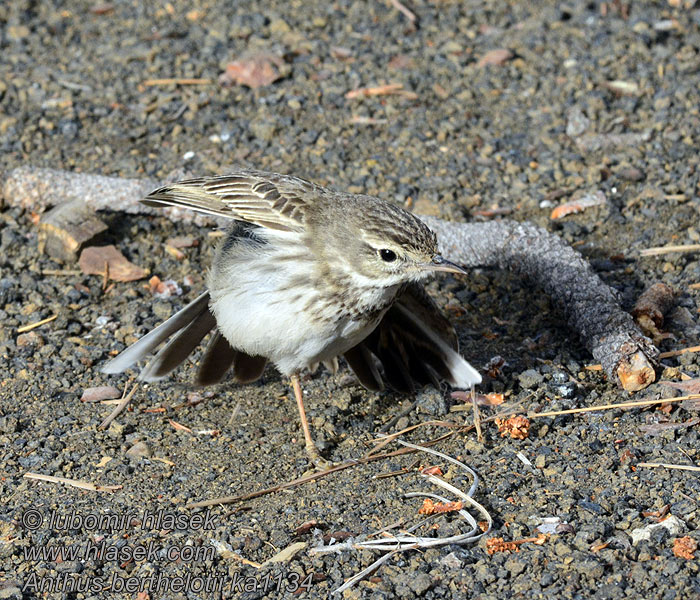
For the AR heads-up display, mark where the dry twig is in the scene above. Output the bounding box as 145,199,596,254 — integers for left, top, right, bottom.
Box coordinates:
23,472,122,492
388,0,417,23
422,216,660,391
636,462,700,473
529,394,698,419
639,244,700,257
98,382,138,429
17,315,57,334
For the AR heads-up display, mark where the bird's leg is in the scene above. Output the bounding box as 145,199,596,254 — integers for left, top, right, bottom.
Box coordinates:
291,373,331,470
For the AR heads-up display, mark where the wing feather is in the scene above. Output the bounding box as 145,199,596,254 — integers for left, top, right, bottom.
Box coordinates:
141,170,321,231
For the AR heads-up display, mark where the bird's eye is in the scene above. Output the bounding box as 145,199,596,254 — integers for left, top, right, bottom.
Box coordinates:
379,249,397,262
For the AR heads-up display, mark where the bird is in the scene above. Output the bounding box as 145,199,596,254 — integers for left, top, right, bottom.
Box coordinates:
102,169,481,468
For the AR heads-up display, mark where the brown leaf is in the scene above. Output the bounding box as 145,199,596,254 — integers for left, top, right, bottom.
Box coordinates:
485,534,547,555
486,537,518,554
219,53,285,89
476,49,513,67
295,520,325,536
78,245,148,282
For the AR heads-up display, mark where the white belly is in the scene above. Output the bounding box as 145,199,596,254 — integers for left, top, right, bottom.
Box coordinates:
207,249,393,376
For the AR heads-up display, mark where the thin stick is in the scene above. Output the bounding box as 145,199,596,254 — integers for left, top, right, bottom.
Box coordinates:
41,269,82,276
17,315,57,333
227,401,242,427
99,382,138,429
639,244,700,257
142,78,211,86
659,345,700,359
529,394,699,419
23,472,122,492
636,462,700,472
388,0,417,22
345,84,406,99
471,388,483,443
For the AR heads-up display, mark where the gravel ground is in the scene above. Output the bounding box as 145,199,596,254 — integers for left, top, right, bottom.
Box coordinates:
2,1,700,598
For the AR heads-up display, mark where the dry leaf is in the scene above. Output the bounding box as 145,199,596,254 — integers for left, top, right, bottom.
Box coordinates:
78,245,148,282
486,534,547,554
485,537,519,554
477,49,513,67
481,392,505,406
219,53,285,88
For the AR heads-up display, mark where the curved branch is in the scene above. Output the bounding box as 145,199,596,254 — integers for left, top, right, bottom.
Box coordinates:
421,217,659,391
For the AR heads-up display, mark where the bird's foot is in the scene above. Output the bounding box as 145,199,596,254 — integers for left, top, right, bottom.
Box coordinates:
305,442,336,472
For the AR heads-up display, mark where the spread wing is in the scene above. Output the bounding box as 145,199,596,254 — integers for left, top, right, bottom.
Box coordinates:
141,169,323,232
344,283,481,393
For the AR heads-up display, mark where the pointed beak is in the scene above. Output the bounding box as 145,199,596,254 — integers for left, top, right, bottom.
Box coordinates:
428,254,467,275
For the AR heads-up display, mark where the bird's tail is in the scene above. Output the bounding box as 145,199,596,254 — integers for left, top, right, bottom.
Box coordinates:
101,292,266,385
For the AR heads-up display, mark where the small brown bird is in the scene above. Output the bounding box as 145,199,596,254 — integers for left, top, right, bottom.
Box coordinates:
102,170,480,467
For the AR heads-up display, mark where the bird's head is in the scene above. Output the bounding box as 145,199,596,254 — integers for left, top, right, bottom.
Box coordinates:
318,196,465,288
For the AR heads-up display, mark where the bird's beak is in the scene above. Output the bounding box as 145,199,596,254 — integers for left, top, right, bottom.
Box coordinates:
428,254,467,275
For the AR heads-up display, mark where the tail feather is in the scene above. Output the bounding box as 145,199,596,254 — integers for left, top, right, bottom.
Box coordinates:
101,292,211,375
231,351,267,384
139,308,216,381
343,344,383,392
102,290,267,387
196,330,236,385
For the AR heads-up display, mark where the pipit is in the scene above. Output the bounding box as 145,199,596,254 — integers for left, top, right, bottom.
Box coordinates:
102,170,481,468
